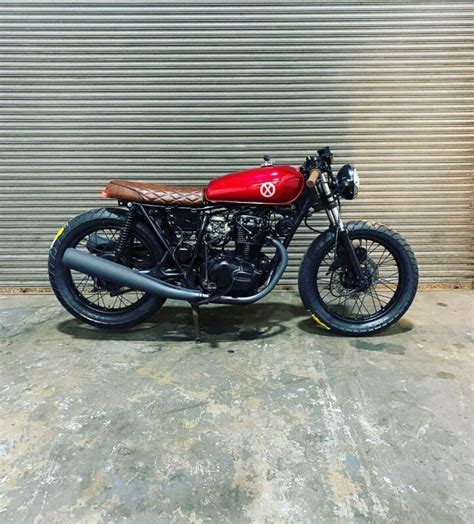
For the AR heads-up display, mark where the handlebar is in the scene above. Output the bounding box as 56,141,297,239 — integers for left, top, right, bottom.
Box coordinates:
306,168,322,188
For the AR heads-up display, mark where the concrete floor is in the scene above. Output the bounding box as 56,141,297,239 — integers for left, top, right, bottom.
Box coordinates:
0,290,472,523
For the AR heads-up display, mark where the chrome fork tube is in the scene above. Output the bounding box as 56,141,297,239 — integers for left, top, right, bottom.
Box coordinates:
320,173,345,230
327,205,345,231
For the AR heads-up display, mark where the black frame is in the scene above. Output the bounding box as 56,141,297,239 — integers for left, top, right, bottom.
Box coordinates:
119,185,319,287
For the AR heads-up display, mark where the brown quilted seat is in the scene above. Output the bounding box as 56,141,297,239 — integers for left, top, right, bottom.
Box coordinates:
104,179,205,207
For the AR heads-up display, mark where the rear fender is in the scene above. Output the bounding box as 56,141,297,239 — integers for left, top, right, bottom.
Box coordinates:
86,232,116,254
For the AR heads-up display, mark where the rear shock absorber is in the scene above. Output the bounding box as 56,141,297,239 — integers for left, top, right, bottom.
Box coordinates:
114,205,136,262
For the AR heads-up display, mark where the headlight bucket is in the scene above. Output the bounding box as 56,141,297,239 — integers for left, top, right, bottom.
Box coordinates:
336,164,359,200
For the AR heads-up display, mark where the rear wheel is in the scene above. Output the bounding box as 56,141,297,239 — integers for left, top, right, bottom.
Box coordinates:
49,208,166,329
298,221,418,335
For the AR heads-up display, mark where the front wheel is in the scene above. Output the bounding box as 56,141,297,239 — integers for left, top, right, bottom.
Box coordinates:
298,221,418,335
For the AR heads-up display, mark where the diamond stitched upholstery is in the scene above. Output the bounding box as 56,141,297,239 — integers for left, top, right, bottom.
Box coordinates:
104,179,205,207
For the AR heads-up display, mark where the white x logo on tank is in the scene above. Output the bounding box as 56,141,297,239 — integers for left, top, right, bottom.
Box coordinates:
260,182,276,198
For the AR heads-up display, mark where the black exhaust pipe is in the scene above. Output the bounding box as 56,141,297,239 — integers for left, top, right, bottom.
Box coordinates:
62,236,288,305
62,248,209,302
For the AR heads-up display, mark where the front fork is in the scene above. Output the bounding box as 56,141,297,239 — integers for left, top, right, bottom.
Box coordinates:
320,174,366,282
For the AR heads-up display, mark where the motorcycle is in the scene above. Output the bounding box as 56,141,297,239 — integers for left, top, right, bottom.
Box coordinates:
48,146,418,341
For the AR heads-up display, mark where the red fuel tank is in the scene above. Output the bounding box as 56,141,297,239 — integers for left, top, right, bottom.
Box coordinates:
206,165,304,205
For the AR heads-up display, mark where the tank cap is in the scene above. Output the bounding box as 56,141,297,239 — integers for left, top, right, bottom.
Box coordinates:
261,154,273,167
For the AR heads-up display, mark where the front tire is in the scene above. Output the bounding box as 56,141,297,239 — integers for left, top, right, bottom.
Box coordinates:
298,221,418,335
49,208,166,329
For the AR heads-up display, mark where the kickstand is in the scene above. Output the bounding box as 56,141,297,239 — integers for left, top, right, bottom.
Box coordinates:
190,303,203,343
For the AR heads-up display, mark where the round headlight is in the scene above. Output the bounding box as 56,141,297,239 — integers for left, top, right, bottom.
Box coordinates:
336,164,359,200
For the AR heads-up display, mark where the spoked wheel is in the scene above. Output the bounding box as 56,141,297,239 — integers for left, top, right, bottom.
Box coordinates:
49,208,166,329
317,236,402,322
298,221,418,335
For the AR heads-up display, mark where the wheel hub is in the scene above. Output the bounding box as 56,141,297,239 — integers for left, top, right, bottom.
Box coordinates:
330,253,379,295
91,252,122,295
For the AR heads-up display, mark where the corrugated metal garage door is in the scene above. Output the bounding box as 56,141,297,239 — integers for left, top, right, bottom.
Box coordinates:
0,0,472,288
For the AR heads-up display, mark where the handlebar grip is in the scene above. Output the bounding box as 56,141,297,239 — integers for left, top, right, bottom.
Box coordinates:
306,168,322,188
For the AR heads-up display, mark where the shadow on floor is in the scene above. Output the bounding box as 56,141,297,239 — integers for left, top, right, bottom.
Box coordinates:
56,299,415,349
56,302,307,345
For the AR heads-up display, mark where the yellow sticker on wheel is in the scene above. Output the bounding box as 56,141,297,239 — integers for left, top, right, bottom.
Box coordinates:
54,226,65,241
50,226,65,249
311,314,331,330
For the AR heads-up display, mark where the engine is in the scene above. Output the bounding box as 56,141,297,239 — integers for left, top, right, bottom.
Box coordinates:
204,211,271,296
164,208,273,297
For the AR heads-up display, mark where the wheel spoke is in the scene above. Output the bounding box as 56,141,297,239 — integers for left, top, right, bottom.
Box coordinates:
348,293,362,319
369,289,378,314
367,288,384,310
369,287,391,304
377,280,398,292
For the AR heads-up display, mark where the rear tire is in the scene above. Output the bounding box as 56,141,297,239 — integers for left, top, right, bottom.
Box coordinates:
48,208,166,329
298,220,418,335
